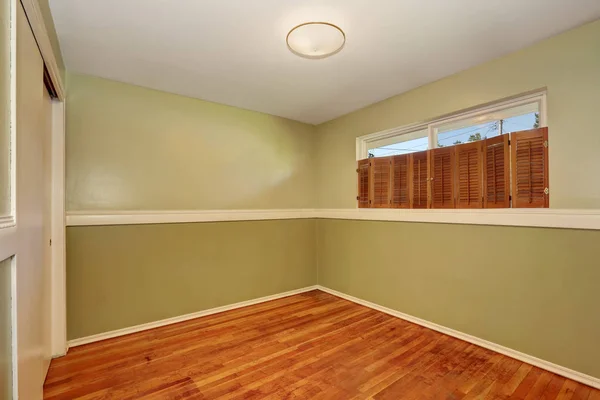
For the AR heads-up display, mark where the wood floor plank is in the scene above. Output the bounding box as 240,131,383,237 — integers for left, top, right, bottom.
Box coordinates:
540,375,568,400
43,290,600,399
572,385,592,400
524,371,554,399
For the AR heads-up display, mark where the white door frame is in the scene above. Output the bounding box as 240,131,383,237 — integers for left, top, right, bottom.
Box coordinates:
50,100,66,357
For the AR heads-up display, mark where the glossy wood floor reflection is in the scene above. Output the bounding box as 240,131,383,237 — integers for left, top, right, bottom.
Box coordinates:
44,291,599,399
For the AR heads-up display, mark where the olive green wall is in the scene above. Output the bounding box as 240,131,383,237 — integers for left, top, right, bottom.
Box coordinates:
0,258,12,398
66,73,317,211
67,219,317,340
315,19,600,209
316,219,600,378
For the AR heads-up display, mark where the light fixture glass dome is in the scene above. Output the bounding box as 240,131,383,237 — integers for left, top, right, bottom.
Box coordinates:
286,22,346,59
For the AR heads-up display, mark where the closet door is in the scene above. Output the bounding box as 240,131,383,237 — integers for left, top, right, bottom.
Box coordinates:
16,3,53,398
42,86,53,375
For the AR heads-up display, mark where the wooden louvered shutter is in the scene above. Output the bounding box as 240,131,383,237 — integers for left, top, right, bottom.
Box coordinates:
483,134,510,208
357,159,371,208
430,147,455,209
455,142,483,208
511,127,549,208
391,154,410,208
371,157,392,208
410,151,429,209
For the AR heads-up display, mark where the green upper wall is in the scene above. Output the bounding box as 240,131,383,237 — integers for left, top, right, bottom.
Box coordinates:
66,73,317,211
315,19,600,209
64,20,600,211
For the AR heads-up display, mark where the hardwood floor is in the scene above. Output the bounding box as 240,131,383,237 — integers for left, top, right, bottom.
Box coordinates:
44,290,599,399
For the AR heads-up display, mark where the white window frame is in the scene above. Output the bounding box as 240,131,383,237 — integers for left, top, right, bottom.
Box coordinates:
356,91,547,160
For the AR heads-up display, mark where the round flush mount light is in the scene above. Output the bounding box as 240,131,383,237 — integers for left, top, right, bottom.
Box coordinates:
286,22,346,59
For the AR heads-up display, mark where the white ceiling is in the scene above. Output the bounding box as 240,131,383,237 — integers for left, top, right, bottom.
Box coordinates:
50,0,600,125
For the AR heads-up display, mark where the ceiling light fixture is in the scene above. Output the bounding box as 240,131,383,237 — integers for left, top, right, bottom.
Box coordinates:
286,22,346,59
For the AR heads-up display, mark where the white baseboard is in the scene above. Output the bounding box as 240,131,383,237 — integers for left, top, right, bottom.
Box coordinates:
67,285,319,348
316,285,600,390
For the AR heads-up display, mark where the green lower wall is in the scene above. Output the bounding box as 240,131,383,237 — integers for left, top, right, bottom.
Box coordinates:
66,219,317,340
316,219,600,379
67,217,600,380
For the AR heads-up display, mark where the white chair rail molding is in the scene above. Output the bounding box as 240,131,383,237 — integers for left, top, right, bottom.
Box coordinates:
66,208,600,230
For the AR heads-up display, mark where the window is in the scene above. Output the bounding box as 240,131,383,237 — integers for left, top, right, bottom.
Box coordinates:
356,92,548,209
0,0,10,222
367,128,428,157
434,102,540,147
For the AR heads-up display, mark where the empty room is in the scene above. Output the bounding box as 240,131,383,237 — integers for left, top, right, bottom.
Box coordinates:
1,0,600,399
